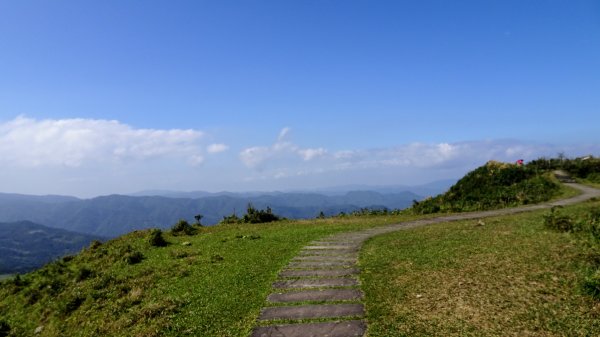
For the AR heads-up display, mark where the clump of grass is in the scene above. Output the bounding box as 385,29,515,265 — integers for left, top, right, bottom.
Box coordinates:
170,219,197,236
123,251,144,265
543,206,575,231
75,266,94,281
583,270,600,299
61,294,86,315
89,240,103,250
148,229,168,247
210,254,224,263
0,320,10,337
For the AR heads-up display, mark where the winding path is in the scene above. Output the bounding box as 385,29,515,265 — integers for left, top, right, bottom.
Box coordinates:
250,183,600,337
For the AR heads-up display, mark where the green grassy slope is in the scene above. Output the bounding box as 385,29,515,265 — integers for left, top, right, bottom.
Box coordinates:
412,160,563,214
0,215,418,337
361,199,600,336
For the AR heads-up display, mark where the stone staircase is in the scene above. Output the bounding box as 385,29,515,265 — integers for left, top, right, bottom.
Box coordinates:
251,232,375,337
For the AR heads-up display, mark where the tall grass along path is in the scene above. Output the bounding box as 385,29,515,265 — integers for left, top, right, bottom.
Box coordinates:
250,182,600,337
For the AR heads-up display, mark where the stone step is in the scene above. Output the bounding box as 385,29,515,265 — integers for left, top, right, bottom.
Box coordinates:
268,289,363,303
297,249,358,256
310,241,360,246
304,245,358,250
259,304,364,320
292,256,356,262
279,268,359,278
287,261,354,269
273,278,358,289
251,320,366,337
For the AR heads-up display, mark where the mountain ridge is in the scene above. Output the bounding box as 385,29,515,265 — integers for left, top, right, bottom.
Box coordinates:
0,190,424,237
0,220,104,274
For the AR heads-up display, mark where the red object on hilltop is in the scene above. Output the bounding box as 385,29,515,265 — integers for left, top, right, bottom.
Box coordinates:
516,159,524,166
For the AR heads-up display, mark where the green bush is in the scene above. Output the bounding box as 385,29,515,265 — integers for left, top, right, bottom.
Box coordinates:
220,213,241,224
582,270,600,300
61,295,85,315
243,204,280,224
587,172,600,183
412,161,561,214
171,219,197,236
148,229,168,247
219,204,281,224
528,156,600,181
0,320,10,337
123,251,144,265
543,207,575,232
75,267,93,282
89,240,103,250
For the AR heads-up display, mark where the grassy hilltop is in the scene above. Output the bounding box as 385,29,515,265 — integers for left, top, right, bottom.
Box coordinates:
1,157,599,337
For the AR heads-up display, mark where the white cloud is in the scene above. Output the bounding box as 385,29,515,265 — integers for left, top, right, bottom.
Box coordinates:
0,116,205,167
239,130,600,183
298,148,327,161
278,127,291,141
239,146,271,168
239,127,327,169
207,143,229,154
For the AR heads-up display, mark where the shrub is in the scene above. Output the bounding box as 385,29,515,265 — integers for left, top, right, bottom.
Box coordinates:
171,219,196,236
61,295,85,315
543,207,575,232
76,267,94,282
219,204,281,224
123,251,144,265
587,172,600,183
582,270,600,300
220,213,240,224
148,229,168,247
0,320,10,337
89,240,103,250
243,204,280,224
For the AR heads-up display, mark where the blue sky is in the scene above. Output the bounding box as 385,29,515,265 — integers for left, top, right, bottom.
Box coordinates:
1,1,599,197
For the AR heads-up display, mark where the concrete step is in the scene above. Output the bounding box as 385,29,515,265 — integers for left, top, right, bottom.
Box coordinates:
279,268,359,278
259,303,364,320
251,320,366,337
273,278,358,289
268,289,363,303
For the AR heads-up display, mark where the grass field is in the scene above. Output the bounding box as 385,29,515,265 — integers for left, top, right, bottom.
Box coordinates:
0,213,420,337
1,185,598,336
361,199,600,336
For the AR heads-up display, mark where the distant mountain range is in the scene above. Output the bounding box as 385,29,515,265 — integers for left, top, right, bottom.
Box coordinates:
0,180,454,238
130,180,455,199
0,221,104,274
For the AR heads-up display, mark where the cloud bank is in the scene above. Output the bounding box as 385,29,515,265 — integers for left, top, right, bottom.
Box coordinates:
0,116,210,167
239,127,327,169
1,119,598,197
239,128,600,182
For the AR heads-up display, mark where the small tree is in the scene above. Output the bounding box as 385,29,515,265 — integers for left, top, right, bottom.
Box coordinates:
194,214,203,226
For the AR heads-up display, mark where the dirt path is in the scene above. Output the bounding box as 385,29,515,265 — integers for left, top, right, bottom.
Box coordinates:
250,183,600,337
